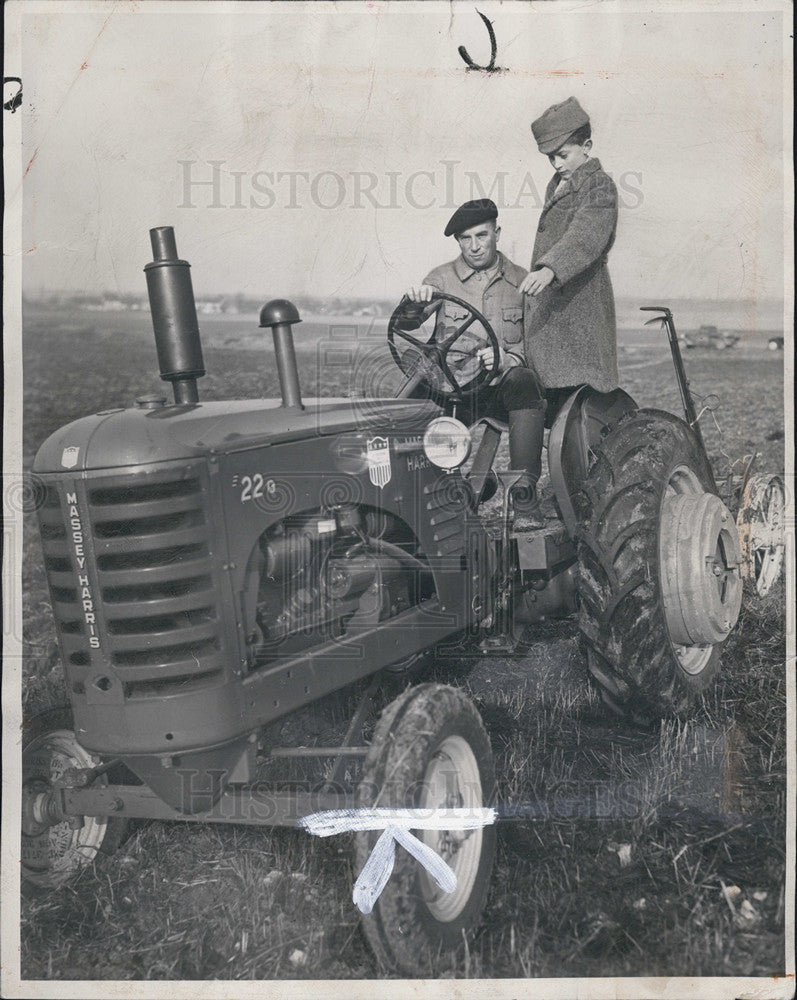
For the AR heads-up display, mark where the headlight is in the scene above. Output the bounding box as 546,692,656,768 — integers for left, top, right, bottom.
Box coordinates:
423,417,472,470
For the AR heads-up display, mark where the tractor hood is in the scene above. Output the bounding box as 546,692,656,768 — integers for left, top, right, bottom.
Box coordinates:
33,397,442,473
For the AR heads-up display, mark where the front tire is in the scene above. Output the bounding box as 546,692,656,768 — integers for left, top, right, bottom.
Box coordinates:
21,707,127,891
356,684,495,973
577,410,743,719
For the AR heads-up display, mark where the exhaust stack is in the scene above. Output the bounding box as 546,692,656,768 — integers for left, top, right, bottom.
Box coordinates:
144,227,205,404
259,299,304,409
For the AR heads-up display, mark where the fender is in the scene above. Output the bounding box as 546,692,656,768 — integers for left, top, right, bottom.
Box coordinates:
548,386,637,537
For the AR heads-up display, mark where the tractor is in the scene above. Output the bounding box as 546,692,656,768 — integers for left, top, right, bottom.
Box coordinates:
22,227,784,972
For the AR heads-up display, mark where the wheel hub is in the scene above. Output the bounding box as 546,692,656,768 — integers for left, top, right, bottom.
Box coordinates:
418,735,483,922
22,724,111,887
660,490,743,647
22,781,55,837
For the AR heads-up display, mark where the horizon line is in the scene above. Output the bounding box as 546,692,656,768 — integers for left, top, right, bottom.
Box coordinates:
21,290,787,306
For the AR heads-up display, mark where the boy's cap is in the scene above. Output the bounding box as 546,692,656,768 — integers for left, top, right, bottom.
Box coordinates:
531,97,590,154
444,198,498,237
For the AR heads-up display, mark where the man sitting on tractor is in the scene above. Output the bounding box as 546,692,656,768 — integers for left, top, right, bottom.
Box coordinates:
406,198,547,527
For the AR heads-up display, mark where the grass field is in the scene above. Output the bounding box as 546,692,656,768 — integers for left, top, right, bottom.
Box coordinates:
17,306,788,981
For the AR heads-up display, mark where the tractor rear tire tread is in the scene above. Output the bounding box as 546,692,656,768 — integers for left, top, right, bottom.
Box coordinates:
577,409,721,720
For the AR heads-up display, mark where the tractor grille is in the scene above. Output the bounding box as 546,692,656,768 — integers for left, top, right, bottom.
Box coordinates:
40,463,226,699
38,486,83,670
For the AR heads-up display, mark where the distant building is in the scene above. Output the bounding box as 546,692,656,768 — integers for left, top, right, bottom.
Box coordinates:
197,299,223,315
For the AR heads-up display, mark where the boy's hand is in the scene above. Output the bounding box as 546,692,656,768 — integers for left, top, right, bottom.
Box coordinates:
520,266,555,297
405,284,437,302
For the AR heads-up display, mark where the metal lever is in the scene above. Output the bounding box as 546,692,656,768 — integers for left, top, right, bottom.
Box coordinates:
640,306,712,479
480,470,525,653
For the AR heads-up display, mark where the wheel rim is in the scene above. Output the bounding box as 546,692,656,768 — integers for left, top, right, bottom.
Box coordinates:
22,728,109,886
662,469,710,683
417,735,483,922
659,466,743,676
737,476,785,596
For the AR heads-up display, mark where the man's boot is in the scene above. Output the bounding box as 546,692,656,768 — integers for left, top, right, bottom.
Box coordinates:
508,407,546,530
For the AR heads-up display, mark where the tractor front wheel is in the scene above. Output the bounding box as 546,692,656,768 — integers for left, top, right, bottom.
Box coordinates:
21,707,127,891
356,683,495,973
577,410,743,720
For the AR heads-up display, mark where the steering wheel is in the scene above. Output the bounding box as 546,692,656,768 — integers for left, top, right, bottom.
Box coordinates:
387,292,501,399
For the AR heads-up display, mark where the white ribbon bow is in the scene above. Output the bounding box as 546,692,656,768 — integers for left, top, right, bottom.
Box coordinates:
300,807,496,914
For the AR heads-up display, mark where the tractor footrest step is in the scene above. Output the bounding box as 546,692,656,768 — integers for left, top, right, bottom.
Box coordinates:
513,524,576,573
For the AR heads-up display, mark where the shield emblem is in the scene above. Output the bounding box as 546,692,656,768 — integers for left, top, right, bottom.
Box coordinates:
366,436,391,488
61,446,80,469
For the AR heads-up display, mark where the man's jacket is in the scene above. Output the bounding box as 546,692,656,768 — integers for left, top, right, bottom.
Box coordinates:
423,252,528,384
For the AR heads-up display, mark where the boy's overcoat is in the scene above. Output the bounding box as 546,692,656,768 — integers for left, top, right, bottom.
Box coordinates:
524,158,619,392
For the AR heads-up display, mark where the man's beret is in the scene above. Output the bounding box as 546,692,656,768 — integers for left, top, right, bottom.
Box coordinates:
531,97,590,154
444,199,498,238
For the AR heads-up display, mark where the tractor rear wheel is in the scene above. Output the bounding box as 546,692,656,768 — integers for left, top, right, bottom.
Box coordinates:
356,683,495,973
577,410,743,720
21,707,127,892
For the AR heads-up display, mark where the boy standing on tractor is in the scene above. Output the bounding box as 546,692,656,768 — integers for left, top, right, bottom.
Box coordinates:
520,96,620,412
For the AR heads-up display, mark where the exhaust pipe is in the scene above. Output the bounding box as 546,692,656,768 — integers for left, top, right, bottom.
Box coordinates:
144,227,205,404
259,299,304,409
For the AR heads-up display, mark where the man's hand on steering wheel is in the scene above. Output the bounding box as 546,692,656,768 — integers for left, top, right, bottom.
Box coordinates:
476,344,524,371
476,343,501,371
405,284,438,302
388,290,502,398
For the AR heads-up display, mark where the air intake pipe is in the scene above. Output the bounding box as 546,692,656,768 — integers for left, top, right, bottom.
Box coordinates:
259,299,304,409
144,227,205,404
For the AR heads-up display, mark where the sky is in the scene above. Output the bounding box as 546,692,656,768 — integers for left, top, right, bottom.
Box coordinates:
14,1,788,305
